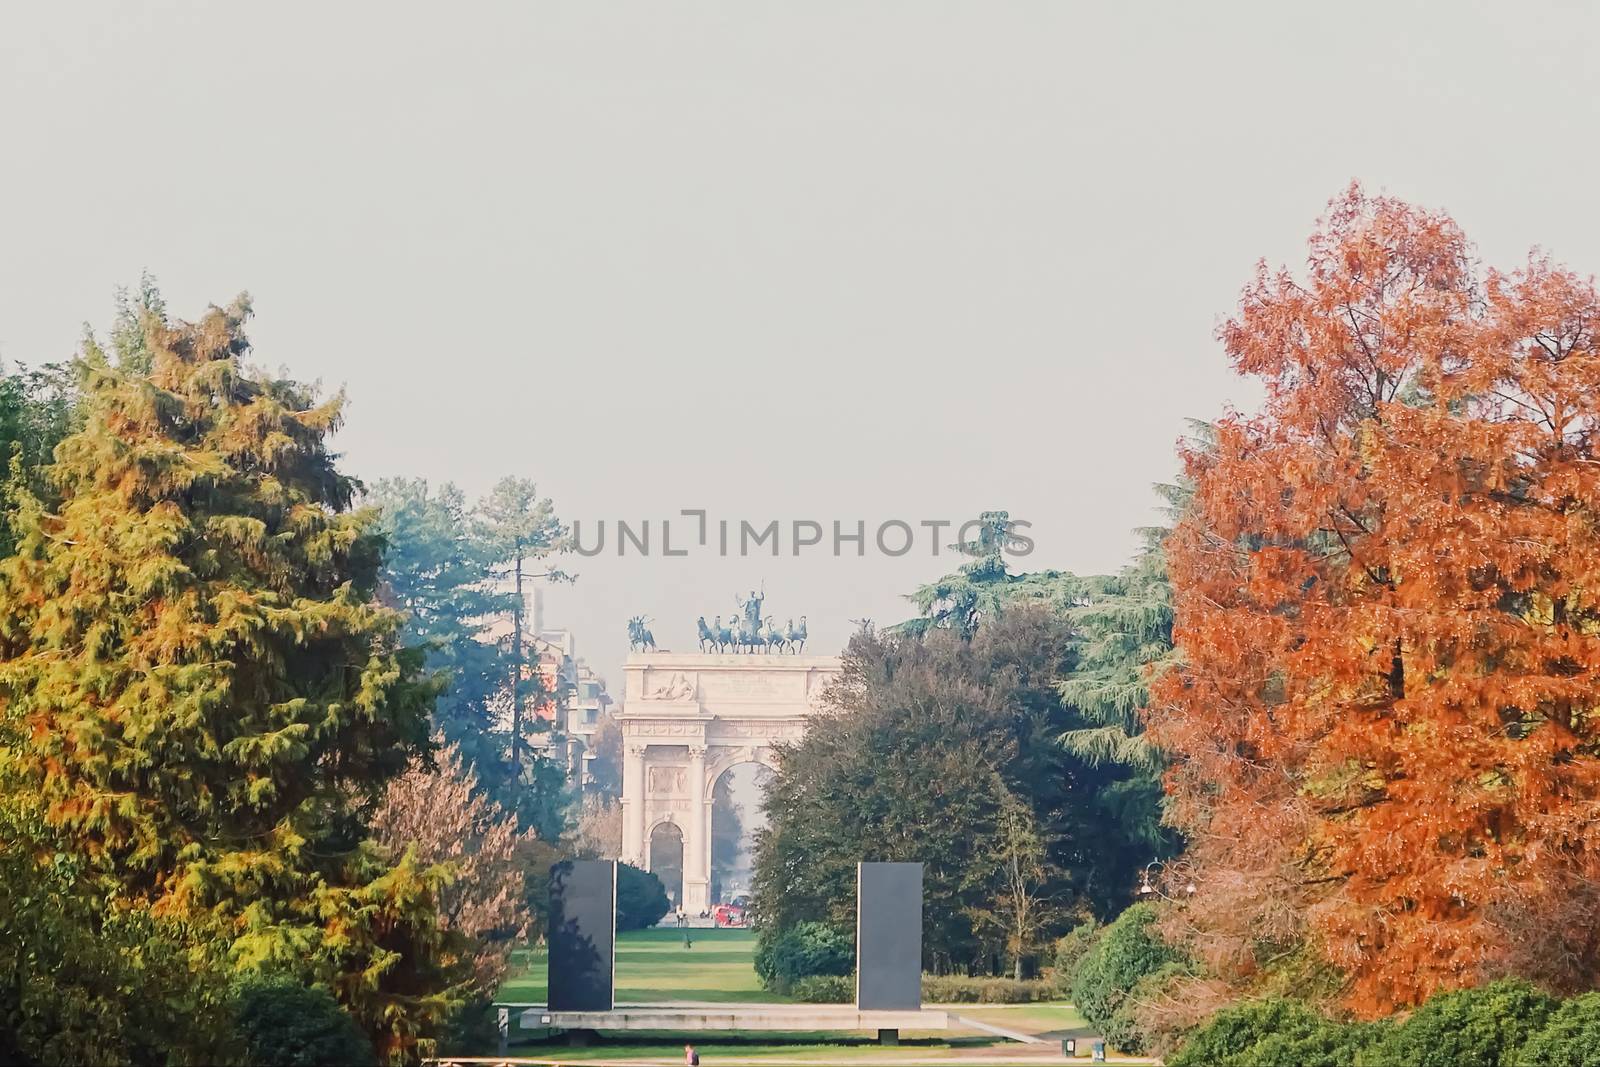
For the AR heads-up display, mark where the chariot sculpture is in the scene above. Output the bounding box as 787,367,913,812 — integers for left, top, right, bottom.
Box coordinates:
694,587,806,653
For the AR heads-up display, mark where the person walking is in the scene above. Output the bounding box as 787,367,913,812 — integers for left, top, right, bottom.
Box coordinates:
684,1043,700,1065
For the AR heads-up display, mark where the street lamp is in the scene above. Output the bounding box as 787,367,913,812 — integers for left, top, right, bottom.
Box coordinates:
1139,861,1197,902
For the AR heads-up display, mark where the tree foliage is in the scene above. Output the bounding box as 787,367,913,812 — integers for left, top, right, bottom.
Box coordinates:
0,298,456,1057
474,476,569,775
753,607,1152,975
0,820,237,1066
753,921,855,993
1514,992,1600,1067
1069,902,1185,1048
371,480,512,772
0,362,78,557
1153,185,1600,1012
1166,998,1386,1067
903,511,1073,637
370,739,540,995
573,795,621,860
1373,979,1555,1067
233,976,376,1067
371,477,573,840
616,862,671,931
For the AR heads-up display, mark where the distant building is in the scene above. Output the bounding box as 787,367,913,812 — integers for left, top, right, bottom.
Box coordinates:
484,588,614,789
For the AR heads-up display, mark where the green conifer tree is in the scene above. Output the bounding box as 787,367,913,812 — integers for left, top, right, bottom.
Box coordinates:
902,510,1078,636
1056,422,1212,855
0,298,465,1057
371,478,511,771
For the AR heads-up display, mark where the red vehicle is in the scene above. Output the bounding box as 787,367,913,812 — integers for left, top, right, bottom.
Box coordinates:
713,903,746,927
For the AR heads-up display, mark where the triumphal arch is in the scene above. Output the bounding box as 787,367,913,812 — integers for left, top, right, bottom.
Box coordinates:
619,650,840,913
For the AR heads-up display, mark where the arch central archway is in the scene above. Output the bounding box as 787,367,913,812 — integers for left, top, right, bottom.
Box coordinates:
619,652,841,913
710,762,776,906
648,821,684,908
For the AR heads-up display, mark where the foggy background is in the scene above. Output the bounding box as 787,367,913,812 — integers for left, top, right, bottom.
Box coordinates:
4,2,1598,685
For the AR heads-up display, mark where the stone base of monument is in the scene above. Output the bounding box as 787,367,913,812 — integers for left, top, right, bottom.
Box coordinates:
514,1003,948,1044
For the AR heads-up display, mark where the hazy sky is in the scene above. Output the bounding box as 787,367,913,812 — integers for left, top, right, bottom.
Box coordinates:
4,2,1599,685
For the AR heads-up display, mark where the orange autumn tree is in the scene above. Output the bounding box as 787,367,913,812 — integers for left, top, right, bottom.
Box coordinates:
1152,185,1600,1015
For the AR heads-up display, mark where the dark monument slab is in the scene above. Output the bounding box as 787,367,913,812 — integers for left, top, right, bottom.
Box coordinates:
548,859,616,1012
856,861,923,1011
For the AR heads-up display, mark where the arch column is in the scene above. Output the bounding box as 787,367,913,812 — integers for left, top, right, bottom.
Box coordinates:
684,745,710,913
622,743,646,865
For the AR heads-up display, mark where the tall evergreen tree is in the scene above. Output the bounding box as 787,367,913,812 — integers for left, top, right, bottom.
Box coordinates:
899,506,1174,862
903,510,1076,637
474,477,570,831
0,298,464,1056
107,270,169,375
1056,436,1209,858
0,362,78,556
371,479,511,773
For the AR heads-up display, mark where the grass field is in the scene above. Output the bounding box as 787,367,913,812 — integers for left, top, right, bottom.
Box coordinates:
953,1002,1088,1035
476,928,1101,1063
497,927,791,1005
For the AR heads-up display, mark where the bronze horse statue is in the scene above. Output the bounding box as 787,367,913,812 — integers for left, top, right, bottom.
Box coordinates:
628,615,657,652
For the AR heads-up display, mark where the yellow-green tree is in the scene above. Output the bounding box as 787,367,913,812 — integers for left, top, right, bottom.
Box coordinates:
0,298,464,1059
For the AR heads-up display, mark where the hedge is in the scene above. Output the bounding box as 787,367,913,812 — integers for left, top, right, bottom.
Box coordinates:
1515,992,1600,1067
1171,980,1561,1067
921,975,1052,1004
791,975,854,1003
753,922,854,994
1168,998,1384,1067
1367,979,1555,1067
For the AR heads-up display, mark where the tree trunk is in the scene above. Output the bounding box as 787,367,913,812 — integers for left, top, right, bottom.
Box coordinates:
511,546,524,776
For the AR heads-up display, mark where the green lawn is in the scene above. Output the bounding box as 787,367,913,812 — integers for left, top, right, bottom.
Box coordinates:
497,927,791,1005
499,1034,1006,1063
949,1002,1088,1036
480,928,1092,1062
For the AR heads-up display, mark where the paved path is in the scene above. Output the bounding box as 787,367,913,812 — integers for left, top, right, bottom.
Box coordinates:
944,1014,1047,1045
433,1056,1160,1066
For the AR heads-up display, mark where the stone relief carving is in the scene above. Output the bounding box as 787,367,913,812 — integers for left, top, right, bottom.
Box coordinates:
708,722,804,740
647,766,687,793
629,722,704,738
647,671,697,700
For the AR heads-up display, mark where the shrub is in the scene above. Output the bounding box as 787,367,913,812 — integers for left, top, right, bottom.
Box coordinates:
1103,961,1187,1056
1070,903,1182,1035
792,975,855,1003
1052,920,1099,992
234,976,377,1067
754,921,855,993
1515,992,1600,1067
0,875,239,1067
921,975,1052,1004
1168,998,1384,1067
1366,979,1555,1067
616,863,671,931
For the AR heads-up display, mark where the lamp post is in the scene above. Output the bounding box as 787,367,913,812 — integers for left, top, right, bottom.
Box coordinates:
1139,861,1197,902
